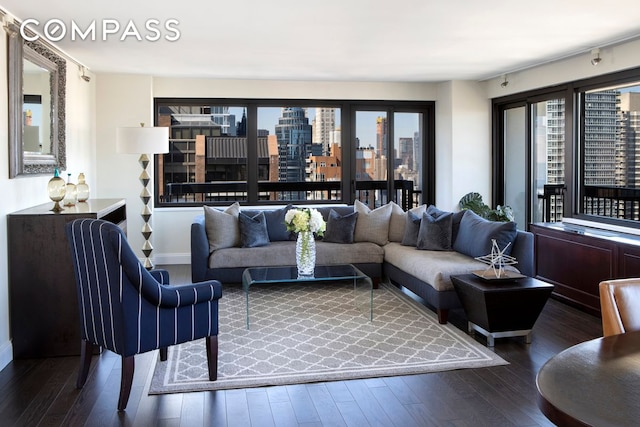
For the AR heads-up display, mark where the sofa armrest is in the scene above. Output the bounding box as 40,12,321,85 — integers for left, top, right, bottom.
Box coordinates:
191,215,210,283
511,230,534,277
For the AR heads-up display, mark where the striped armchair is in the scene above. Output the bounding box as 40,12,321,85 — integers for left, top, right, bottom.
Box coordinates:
65,218,222,411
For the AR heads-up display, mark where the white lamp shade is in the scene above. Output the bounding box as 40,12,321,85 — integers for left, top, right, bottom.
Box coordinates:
116,126,169,154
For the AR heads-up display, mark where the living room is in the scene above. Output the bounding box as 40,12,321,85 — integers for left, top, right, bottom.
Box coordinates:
1,1,640,425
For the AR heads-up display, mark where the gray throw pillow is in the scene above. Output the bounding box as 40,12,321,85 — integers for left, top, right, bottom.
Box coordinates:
401,210,422,246
453,210,517,258
203,203,240,252
416,211,453,251
426,205,465,244
238,211,270,248
323,209,358,244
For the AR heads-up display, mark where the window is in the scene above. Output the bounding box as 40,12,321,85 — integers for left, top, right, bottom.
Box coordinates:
155,99,434,209
579,82,640,222
493,67,640,230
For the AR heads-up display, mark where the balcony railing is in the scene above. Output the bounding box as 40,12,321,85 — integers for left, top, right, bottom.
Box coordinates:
583,185,640,221
163,179,421,210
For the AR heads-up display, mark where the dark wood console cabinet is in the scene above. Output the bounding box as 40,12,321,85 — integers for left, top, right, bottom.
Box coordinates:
8,199,126,358
531,222,640,316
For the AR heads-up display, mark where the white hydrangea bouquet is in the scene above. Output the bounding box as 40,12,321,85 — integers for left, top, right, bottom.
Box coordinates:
284,207,326,236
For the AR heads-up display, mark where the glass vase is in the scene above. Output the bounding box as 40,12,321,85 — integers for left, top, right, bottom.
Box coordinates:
76,172,90,202
63,173,77,206
296,230,316,279
47,167,66,212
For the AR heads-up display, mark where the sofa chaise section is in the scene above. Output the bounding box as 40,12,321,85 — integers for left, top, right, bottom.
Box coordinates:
384,229,534,323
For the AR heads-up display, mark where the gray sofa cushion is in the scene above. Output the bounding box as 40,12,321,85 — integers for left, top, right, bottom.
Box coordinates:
384,242,515,292
453,210,517,258
209,241,384,268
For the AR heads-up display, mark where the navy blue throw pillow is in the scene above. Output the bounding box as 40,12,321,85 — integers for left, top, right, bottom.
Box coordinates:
238,211,270,248
426,205,465,244
416,211,453,251
322,209,358,244
452,210,517,258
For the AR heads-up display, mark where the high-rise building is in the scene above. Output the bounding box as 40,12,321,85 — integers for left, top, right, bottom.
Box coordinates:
618,92,640,188
313,107,336,156
584,90,619,186
275,107,313,184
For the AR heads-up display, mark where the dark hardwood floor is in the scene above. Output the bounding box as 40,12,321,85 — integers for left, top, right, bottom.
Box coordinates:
0,265,602,426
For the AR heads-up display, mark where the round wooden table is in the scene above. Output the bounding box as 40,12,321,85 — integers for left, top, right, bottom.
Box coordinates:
536,330,640,426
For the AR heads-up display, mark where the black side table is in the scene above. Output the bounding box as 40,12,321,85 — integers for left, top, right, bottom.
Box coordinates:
451,274,554,346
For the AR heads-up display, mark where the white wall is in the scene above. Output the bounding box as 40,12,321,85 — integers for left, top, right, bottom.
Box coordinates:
435,81,491,210
0,26,96,370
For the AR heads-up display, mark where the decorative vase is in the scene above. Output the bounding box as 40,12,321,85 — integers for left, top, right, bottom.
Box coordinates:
47,167,66,212
63,173,77,206
296,230,316,278
76,172,90,202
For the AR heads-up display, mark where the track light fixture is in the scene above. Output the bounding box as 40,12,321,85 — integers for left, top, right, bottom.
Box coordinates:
590,48,602,66
79,66,91,82
500,75,509,88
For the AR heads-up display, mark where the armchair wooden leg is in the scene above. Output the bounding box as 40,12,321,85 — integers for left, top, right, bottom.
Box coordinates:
205,335,218,381
76,339,94,389
159,347,168,361
117,356,135,411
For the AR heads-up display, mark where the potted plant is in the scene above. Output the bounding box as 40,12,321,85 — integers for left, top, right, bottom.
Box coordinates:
459,192,514,222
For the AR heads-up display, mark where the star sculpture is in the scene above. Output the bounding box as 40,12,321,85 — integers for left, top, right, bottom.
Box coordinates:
475,239,518,278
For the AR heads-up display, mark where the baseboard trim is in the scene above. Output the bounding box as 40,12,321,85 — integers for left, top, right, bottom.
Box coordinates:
153,253,191,266
0,340,13,372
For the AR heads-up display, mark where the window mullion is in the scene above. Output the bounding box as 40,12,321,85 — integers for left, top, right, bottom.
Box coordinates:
246,104,258,204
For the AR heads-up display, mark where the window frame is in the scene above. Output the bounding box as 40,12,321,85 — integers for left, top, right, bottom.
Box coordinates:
154,98,435,208
492,66,640,230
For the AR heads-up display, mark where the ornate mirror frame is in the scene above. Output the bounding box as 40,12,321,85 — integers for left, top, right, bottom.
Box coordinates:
8,22,66,178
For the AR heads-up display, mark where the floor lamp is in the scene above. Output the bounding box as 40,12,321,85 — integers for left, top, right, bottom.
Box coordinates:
116,124,169,269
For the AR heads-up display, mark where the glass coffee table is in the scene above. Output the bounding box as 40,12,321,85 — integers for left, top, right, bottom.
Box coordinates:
241,264,373,329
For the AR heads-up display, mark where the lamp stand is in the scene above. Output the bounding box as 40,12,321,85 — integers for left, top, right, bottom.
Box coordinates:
138,153,154,270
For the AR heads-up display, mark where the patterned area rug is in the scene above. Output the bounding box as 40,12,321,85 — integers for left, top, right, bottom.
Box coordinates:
149,281,507,394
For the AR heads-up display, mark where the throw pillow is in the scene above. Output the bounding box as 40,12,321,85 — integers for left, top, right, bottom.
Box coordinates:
426,205,465,244
389,203,427,243
388,201,406,242
245,205,293,241
323,209,359,244
353,200,392,245
453,210,518,258
416,211,453,251
203,202,241,252
238,211,270,248
401,210,422,246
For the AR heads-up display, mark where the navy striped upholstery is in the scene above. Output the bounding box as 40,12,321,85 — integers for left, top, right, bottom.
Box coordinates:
66,218,222,357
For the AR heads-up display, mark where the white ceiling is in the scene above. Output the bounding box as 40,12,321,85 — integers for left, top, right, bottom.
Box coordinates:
3,0,640,82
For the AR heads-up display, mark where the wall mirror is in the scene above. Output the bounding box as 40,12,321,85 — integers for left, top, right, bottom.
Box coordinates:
8,22,66,178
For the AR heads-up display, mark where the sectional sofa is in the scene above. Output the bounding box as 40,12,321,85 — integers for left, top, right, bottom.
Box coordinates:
191,200,534,323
